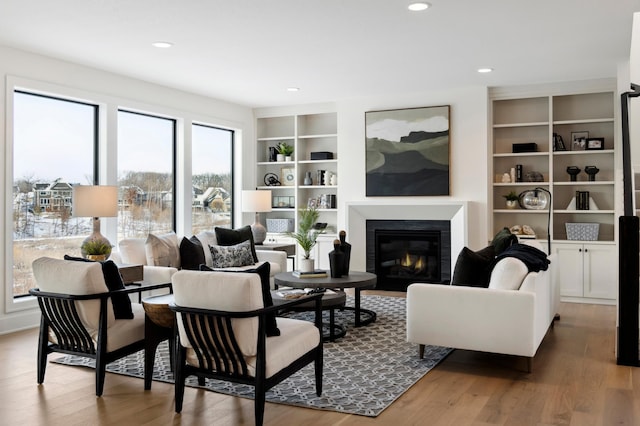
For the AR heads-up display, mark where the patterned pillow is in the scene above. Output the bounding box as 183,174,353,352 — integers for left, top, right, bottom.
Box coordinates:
214,226,259,263
209,240,255,268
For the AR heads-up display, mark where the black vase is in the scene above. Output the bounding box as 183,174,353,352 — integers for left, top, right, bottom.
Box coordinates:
339,230,351,276
329,239,344,278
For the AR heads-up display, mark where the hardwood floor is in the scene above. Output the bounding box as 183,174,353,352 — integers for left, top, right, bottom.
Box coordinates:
1,295,637,425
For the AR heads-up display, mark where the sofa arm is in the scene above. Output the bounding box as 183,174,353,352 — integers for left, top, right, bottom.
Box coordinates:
407,283,537,357
256,250,287,275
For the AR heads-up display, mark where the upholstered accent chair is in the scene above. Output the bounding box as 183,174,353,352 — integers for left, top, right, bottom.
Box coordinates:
30,257,147,396
170,269,323,426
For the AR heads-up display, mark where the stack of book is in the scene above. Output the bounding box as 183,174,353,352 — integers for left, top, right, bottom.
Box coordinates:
292,269,328,278
575,191,590,210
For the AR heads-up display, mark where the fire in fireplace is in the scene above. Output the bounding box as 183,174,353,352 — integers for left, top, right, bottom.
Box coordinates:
366,220,451,291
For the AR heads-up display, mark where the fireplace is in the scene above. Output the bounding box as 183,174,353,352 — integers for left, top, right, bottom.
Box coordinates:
366,220,451,291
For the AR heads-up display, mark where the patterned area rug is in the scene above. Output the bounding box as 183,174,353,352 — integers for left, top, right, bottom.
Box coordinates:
52,295,451,417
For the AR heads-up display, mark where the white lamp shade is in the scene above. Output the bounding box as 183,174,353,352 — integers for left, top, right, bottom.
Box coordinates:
241,190,272,213
73,185,118,217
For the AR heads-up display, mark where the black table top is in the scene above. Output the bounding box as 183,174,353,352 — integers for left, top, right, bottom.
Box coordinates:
274,271,377,290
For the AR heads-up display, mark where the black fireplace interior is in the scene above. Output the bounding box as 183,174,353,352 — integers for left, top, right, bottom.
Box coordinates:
366,220,451,291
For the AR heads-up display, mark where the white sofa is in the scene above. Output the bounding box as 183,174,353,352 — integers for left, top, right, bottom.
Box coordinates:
406,245,558,372
109,230,288,288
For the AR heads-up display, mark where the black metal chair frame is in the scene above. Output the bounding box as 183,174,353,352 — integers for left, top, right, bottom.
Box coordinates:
29,286,149,396
170,293,324,426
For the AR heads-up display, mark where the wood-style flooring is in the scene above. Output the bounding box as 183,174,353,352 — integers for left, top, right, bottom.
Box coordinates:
0,293,637,425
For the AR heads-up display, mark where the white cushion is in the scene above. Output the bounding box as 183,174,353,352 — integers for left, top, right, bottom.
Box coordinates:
145,232,180,267
31,257,114,331
195,231,218,267
118,238,148,265
185,316,319,378
488,257,529,290
172,269,263,356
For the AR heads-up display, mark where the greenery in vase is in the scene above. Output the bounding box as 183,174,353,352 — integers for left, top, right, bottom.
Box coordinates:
503,191,519,201
287,207,323,259
81,239,113,256
276,141,294,156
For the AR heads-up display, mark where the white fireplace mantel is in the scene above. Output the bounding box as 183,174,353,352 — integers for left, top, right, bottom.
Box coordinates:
345,201,468,273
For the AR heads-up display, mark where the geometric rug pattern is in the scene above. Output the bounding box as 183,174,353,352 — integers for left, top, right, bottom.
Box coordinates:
53,295,451,417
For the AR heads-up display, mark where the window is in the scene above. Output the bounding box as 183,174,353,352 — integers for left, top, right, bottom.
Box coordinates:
117,110,176,239
191,124,234,235
12,91,97,297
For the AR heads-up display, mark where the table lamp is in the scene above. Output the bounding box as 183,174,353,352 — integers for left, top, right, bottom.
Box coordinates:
73,185,118,258
242,189,272,245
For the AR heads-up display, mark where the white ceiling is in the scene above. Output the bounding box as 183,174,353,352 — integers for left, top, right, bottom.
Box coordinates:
0,1,639,108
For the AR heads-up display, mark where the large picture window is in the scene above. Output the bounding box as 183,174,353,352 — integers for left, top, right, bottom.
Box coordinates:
191,124,234,235
117,110,176,239
12,91,97,297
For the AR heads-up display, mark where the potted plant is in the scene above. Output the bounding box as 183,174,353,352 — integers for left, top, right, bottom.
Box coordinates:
81,239,113,261
503,191,519,209
276,141,294,162
287,207,323,272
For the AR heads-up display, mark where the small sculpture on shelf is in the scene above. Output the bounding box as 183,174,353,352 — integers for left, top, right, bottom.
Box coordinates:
566,166,581,182
584,165,600,181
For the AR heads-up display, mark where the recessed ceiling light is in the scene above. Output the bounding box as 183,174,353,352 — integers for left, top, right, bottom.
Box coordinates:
287,87,300,92
152,41,173,48
408,2,430,11
477,68,493,73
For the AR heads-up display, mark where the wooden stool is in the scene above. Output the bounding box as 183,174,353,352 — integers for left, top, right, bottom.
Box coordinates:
142,293,175,390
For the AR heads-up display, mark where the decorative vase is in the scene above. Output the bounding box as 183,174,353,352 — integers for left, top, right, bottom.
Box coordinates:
299,258,315,273
506,200,518,209
304,171,313,186
328,239,344,278
285,155,292,162
86,254,107,261
276,153,285,162
339,230,351,276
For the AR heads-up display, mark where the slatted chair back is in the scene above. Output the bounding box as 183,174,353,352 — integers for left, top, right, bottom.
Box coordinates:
31,257,114,333
172,269,264,358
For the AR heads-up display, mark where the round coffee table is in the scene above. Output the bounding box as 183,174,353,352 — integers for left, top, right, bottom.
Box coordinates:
274,271,377,327
272,289,347,341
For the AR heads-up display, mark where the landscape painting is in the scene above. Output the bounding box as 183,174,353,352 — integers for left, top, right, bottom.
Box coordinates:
365,105,450,196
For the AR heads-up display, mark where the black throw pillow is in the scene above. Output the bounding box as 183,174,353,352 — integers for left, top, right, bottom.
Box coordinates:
450,245,495,288
199,262,280,337
491,227,518,256
179,236,205,270
214,225,259,263
63,255,134,319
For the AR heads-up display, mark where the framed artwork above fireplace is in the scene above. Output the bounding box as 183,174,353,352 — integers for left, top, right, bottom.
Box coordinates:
365,105,450,196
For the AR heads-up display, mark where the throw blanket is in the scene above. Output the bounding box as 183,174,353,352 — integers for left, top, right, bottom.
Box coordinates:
494,243,550,272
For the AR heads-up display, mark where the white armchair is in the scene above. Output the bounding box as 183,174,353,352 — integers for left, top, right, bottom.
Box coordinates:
407,249,557,372
30,257,147,396
170,269,323,425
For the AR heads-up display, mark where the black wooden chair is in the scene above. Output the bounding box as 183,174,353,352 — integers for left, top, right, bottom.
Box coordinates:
30,257,147,396
170,269,323,426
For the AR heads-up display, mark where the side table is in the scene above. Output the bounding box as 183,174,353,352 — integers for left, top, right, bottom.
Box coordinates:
142,293,175,390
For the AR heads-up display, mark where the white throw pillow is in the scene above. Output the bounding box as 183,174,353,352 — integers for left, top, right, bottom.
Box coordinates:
118,238,148,265
145,232,180,267
196,231,218,267
488,257,529,290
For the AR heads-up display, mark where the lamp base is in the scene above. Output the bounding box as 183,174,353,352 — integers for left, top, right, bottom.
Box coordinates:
80,217,113,259
251,213,267,245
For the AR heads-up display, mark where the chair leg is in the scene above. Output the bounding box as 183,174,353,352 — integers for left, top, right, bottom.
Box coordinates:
174,346,186,413
36,319,48,384
95,357,107,396
315,348,323,396
419,344,425,359
255,378,266,426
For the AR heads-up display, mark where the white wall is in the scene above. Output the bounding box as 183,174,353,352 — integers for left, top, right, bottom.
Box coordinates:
0,45,254,334
335,86,489,250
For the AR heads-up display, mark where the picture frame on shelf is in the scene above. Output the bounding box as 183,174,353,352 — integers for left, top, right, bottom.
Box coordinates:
571,131,588,151
307,198,318,209
586,137,605,150
281,167,295,186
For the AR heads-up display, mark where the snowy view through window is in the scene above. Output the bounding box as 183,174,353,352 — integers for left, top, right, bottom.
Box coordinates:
12,92,233,297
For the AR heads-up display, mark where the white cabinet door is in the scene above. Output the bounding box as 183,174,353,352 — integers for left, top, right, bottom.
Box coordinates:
313,235,336,270
554,243,585,297
583,243,617,299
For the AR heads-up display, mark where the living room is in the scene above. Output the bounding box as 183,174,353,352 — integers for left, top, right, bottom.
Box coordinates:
1,1,640,425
